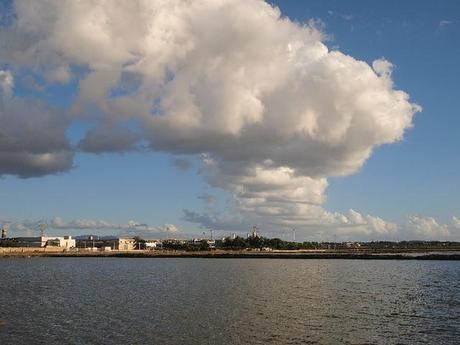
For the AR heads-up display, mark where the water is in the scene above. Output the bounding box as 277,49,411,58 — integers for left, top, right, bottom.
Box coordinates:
0,258,459,345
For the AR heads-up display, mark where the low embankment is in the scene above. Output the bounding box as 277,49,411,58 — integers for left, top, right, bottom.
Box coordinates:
1,247,460,260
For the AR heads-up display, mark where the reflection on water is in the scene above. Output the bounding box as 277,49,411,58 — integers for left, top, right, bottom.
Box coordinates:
0,258,459,344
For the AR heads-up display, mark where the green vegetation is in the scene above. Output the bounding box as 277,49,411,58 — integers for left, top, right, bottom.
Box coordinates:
159,236,322,251
162,239,209,251
219,236,320,250
0,239,16,247
160,237,460,252
219,236,247,249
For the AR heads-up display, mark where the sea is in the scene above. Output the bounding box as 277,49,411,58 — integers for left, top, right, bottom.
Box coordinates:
0,258,459,344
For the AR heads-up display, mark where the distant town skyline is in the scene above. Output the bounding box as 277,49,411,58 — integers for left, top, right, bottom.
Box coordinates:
1,0,459,241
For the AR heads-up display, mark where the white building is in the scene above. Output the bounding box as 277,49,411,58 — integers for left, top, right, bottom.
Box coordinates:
7,236,76,248
145,240,162,249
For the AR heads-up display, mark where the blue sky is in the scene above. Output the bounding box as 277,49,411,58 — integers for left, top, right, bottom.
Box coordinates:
274,0,460,221
0,0,459,240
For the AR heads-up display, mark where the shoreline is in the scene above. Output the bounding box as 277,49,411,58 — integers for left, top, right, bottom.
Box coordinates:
1,249,460,260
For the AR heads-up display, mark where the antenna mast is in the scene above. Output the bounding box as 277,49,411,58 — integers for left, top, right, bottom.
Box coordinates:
39,223,46,237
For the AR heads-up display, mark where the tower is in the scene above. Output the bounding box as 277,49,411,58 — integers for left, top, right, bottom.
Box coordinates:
1,226,6,239
251,226,259,238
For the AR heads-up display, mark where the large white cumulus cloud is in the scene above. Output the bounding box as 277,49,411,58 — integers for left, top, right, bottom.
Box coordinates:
0,0,421,237
0,69,13,97
0,70,73,177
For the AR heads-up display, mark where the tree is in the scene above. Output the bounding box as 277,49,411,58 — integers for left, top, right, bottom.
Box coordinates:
220,236,247,249
0,239,15,247
198,239,210,251
247,235,262,248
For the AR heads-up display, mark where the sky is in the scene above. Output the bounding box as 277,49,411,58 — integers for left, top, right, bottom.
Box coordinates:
0,0,459,241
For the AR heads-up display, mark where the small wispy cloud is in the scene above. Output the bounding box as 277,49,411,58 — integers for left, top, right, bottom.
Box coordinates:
439,20,454,27
197,193,216,205
327,10,354,21
171,158,192,171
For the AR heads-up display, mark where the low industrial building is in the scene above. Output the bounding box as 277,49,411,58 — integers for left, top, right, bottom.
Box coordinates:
2,236,75,248
75,236,135,250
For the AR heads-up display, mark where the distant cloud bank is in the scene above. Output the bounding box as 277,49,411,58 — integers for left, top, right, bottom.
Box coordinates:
1,217,180,239
2,214,460,242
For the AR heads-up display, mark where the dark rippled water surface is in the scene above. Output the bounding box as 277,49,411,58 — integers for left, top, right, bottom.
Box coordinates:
0,258,459,344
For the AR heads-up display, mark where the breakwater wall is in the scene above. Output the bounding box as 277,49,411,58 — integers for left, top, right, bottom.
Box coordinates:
1,248,460,260
0,247,67,255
